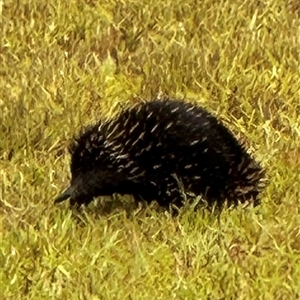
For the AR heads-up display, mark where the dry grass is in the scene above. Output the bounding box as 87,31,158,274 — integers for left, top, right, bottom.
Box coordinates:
1,0,300,299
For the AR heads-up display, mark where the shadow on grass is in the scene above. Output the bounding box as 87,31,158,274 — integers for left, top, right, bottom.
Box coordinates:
53,194,234,227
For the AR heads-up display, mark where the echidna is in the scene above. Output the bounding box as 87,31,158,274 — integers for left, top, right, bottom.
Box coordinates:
55,98,265,209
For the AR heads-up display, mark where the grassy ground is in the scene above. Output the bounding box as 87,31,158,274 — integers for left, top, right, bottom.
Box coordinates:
1,0,300,299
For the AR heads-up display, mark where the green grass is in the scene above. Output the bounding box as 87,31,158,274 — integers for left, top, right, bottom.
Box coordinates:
1,0,300,299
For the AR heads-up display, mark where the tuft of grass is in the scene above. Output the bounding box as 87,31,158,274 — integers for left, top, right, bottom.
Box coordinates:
1,0,299,299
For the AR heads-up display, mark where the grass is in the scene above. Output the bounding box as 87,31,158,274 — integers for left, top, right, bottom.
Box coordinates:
1,0,300,299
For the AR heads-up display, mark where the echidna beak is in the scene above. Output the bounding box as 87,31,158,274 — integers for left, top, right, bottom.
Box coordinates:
54,186,74,204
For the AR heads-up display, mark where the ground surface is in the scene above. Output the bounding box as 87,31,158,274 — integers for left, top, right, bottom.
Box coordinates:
1,0,300,299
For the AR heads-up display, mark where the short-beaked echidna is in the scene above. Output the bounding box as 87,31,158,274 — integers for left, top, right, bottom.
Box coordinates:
55,98,265,209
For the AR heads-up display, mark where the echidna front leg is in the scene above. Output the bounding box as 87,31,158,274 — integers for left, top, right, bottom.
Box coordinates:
132,175,184,209
156,175,184,209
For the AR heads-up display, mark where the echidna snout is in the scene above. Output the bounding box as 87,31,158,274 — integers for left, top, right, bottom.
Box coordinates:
54,186,73,203
55,172,115,206
54,176,90,206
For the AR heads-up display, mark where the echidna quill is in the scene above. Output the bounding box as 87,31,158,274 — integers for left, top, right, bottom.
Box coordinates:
55,98,265,209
